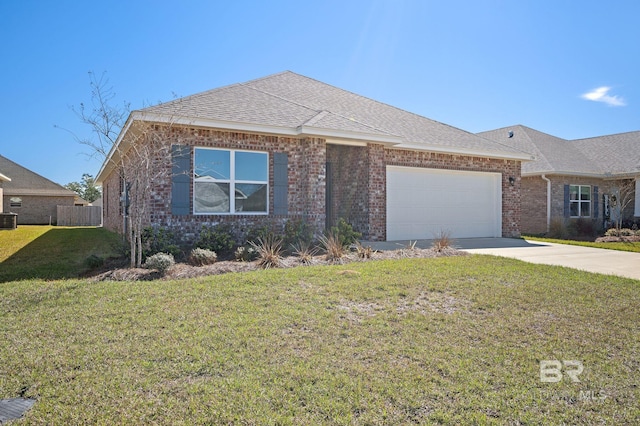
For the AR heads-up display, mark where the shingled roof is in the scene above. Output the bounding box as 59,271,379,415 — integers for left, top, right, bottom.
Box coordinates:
0,155,77,197
137,71,532,161
479,125,640,178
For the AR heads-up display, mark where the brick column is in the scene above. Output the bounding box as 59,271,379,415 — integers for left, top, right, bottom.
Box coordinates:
367,143,386,241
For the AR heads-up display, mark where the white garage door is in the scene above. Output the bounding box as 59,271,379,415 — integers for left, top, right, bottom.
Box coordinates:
386,166,502,240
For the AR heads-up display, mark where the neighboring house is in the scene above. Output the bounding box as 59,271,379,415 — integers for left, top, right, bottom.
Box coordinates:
97,71,533,242
0,155,78,225
479,125,640,234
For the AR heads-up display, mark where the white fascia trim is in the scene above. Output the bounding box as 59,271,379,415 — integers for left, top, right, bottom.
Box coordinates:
523,171,639,179
297,125,401,145
393,143,534,161
0,173,11,182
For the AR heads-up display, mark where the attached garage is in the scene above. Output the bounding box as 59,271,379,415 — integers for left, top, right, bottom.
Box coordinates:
386,166,502,240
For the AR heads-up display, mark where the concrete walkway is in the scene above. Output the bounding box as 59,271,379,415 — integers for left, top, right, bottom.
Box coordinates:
363,238,640,281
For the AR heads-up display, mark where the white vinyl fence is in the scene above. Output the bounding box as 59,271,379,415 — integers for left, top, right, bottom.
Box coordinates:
56,206,102,226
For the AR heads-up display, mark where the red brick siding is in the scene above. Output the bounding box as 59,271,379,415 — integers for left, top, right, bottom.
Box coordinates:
102,123,524,242
521,176,548,234
101,126,327,242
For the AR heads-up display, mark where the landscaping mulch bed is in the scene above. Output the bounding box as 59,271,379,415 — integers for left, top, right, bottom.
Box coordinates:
595,235,640,243
90,247,464,282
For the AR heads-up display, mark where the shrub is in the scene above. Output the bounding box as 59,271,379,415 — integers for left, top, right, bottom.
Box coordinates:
432,230,452,252
291,240,318,265
142,226,182,260
354,242,373,259
319,230,346,263
83,254,104,269
250,234,283,269
235,246,258,262
188,248,217,266
330,218,362,247
283,218,314,249
605,228,621,237
195,224,237,257
547,219,568,239
244,225,273,245
144,252,175,274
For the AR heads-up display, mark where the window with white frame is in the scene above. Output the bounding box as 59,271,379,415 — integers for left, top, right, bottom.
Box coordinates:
9,197,22,208
569,185,591,217
194,148,268,214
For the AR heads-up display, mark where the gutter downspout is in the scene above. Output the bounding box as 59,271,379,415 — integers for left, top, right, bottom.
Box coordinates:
541,174,551,232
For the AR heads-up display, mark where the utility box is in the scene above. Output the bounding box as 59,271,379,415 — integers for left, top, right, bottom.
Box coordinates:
0,213,18,230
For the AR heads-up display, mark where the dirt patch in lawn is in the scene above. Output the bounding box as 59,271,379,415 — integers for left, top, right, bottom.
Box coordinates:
89,247,464,282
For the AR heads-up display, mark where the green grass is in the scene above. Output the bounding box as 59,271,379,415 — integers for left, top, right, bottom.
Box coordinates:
524,235,640,253
0,226,122,282
1,255,638,424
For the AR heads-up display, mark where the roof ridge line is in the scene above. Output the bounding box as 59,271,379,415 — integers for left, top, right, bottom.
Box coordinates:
239,79,397,137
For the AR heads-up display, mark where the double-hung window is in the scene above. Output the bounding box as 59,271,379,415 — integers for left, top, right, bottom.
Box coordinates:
569,185,591,217
194,148,268,214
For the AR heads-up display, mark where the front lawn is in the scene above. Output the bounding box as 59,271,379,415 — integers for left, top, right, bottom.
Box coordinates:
0,226,122,282
1,256,638,424
524,235,640,253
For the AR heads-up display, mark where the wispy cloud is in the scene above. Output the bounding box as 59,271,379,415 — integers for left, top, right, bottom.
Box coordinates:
581,86,626,107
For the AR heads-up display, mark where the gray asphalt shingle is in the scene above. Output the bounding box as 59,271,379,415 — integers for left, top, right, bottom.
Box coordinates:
142,71,531,158
479,125,640,177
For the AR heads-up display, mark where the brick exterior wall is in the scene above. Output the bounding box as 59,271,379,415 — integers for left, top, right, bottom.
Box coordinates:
102,126,327,242
2,195,75,225
102,124,524,243
521,175,638,234
521,176,548,234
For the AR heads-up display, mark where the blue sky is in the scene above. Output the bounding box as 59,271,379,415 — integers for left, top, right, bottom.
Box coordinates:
1,0,638,186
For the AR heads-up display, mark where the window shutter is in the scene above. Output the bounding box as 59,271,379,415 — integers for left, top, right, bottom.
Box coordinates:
563,184,570,218
273,152,288,215
171,145,191,215
593,186,599,219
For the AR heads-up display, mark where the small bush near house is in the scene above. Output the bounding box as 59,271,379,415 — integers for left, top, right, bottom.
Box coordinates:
319,230,346,263
330,218,362,248
187,248,217,266
250,234,283,269
195,224,237,257
354,242,373,259
144,253,175,274
291,240,317,264
142,227,182,260
243,225,273,245
235,246,258,262
605,228,636,237
547,218,568,239
572,217,598,238
283,218,314,249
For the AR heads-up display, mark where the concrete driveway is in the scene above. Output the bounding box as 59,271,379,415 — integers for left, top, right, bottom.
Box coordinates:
364,238,640,280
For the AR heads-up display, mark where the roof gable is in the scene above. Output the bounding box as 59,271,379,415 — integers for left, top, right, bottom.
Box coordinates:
0,155,77,197
479,125,640,177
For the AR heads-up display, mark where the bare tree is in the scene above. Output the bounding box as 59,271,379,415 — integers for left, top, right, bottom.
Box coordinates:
65,72,179,267
610,179,635,230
